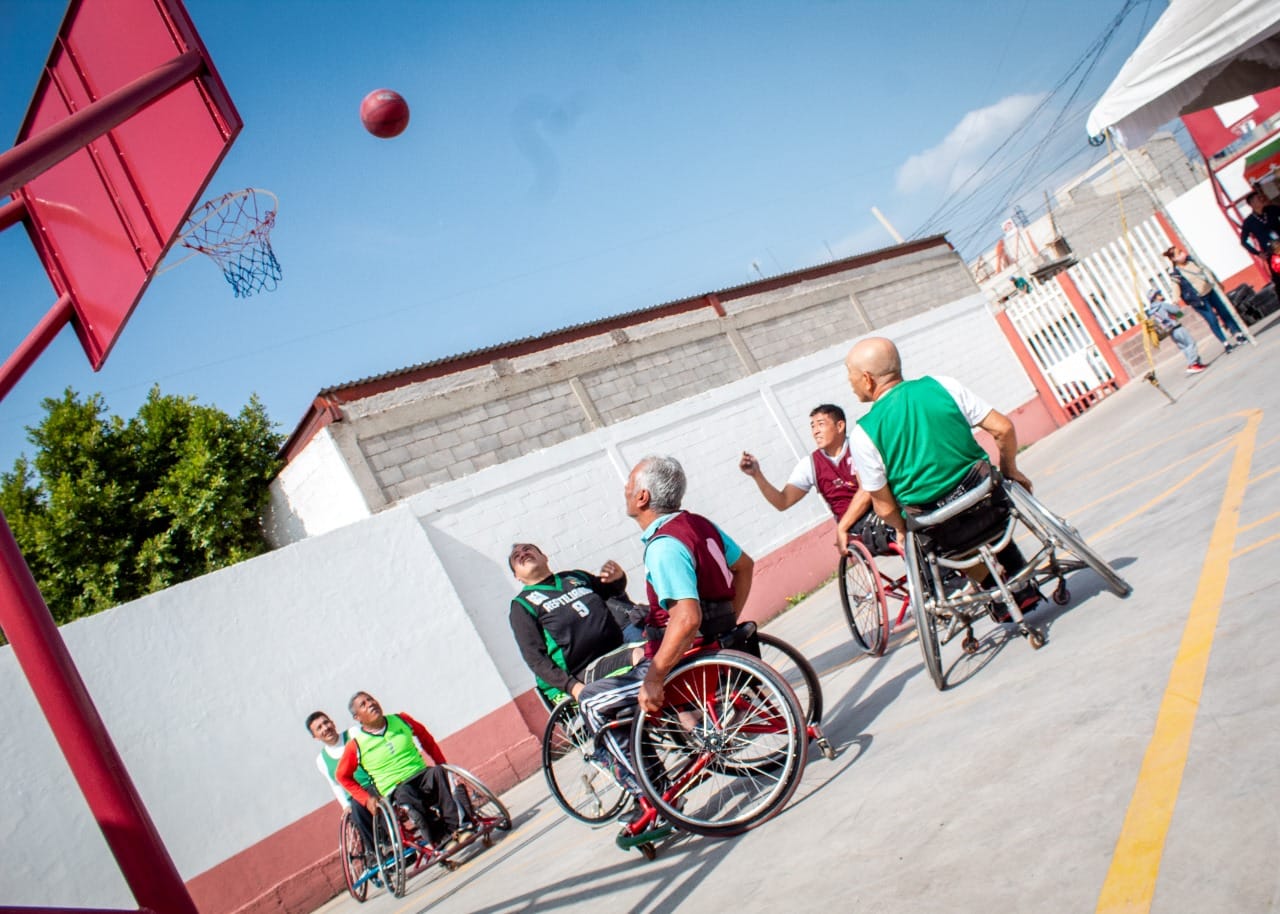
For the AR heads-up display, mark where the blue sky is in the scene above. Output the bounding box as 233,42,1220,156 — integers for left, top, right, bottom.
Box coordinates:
0,0,1162,470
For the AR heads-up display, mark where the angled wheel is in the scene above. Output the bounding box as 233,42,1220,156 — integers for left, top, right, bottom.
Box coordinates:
905,532,947,690
1006,482,1131,598
756,631,823,726
631,650,806,838
441,764,511,833
542,699,629,824
371,798,406,898
339,809,368,903
839,541,889,655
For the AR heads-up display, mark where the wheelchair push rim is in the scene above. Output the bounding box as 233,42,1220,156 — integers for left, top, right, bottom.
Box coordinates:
838,540,891,655
542,698,631,825
630,649,807,838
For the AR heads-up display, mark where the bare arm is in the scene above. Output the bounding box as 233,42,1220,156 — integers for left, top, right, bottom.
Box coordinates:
739,452,807,511
639,599,701,714
867,486,905,540
977,409,1032,491
835,488,873,554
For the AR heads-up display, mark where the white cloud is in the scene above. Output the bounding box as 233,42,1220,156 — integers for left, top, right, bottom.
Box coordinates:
895,93,1047,194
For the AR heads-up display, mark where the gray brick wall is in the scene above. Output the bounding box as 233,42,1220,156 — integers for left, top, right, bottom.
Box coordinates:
361,384,587,501
739,297,863,369
581,335,744,423
330,243,983,506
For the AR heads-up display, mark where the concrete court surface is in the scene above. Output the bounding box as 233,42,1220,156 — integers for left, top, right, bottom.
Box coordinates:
313,326,1280,914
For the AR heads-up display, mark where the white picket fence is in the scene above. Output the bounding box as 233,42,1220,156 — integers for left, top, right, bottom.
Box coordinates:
1003,216,1173,415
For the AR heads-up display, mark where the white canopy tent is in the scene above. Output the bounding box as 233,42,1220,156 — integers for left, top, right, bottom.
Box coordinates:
1086,0,1280,147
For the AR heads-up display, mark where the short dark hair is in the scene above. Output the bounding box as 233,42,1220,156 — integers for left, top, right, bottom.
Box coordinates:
305,710,329,733
348,691,371,715
809,404,846,424
1247,190,1264,205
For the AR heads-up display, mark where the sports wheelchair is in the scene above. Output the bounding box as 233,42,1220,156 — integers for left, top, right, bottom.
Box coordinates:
541,624,828,860
839,536,911,656
898,463,1131,690
338,764,511,902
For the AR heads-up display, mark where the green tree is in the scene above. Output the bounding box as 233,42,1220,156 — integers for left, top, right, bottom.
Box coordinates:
0,387,282,633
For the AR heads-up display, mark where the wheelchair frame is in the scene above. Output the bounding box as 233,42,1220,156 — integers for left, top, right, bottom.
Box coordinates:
904,476,1131,691
540,626,827,859
339,764,511,902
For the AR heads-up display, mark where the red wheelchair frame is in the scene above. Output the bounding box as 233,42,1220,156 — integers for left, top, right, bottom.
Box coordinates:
839,538,912,656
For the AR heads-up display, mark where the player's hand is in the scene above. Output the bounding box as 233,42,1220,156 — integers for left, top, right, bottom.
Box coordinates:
835,527,850,555
738,452,759,476
570,681,584,699
599,560,623,583
364,797,379,814
639,677,664,714
1006,468,1034,493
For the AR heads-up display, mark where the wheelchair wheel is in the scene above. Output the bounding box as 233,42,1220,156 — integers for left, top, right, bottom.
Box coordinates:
838,541,889,655
904,533,947,691
339,809,368,903
630,650,806,838
1006,482,1132,598
542,699,629,824
371,798,406,898
441,764,512,833
756,631,823,726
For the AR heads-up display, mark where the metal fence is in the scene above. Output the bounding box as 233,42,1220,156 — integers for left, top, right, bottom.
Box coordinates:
1002,216,1172,416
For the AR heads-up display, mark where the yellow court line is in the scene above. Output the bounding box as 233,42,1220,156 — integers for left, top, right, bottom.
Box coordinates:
1237,510,1280,535
1089,445,1232,543
1233,531,1280,561
1248,464,1280,486
1095,408,1260,913
1071,440,1232,522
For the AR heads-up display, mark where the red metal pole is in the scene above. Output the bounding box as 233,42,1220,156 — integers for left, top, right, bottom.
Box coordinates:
992,310,1070,429
0,197,25,232
0,49,204,200
1055,272,1132,385
0,293,74,402
0,515,199,914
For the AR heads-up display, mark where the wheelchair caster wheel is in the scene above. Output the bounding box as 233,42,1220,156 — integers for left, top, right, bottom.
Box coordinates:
1052,584,1070,605
638,842,657,861
1027,628,1046,650
482,834,492,848
962,635,980,654
816,735,836,760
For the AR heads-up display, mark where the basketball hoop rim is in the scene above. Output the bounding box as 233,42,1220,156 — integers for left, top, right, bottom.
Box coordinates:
158,187,279,272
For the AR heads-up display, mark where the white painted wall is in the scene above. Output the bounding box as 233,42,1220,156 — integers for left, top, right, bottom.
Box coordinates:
265,425,372,543
0,506,508,907
0,291,1035,907
1165,175,1256,281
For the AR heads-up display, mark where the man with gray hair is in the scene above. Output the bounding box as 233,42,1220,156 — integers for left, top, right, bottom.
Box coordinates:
576,455,754,815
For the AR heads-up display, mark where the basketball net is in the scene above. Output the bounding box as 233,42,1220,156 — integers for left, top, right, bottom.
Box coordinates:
167,188,281,297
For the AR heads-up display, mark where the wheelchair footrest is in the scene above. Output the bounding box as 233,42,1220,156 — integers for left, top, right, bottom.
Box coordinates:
617,824,675,849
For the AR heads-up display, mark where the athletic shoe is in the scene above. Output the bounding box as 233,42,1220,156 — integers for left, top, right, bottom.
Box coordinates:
1235,333,1248,343
1185,362,1206,374
990,585,1042,623
1224,342,1238,353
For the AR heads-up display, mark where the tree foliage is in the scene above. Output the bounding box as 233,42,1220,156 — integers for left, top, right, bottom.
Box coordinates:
0,387,283,631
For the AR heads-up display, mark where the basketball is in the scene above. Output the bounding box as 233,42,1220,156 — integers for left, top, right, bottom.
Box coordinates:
360,89,410,138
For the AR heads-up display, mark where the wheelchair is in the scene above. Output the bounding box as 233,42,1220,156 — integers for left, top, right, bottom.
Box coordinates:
338,764,511,901
839,536,911,656
900,464,1131,691
541,624,823,860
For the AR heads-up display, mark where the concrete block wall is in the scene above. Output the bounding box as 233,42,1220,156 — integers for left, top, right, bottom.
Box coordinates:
269,245,987,542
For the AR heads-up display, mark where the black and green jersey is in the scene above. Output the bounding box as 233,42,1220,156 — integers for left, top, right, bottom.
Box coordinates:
509,570,625,699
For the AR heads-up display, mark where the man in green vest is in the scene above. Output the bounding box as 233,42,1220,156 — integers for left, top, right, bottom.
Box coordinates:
843,336,1040,615
335,692,470,853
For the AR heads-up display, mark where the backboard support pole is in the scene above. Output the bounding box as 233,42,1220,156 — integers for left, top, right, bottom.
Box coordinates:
0,293,73,402
0,514,199,914
0,48,204,200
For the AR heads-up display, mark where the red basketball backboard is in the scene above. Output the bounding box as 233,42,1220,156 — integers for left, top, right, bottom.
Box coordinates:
12,0,242,369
